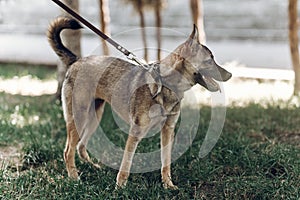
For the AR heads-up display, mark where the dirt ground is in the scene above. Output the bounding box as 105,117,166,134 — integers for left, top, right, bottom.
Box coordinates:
0,144,23,170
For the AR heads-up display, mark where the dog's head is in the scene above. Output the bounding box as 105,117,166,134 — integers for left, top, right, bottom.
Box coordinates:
175,25,232,92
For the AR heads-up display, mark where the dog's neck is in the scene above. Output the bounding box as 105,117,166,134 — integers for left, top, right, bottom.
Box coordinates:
159,53,195,96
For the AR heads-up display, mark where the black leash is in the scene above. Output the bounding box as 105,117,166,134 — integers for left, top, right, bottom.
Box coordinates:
51,0,162,97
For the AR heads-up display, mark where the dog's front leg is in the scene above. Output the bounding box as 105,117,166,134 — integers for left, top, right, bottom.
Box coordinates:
160,112,180,190
116,125,145,188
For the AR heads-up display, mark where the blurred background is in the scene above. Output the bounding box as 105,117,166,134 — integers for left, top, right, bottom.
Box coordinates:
0,0,298,103
0,0,292,68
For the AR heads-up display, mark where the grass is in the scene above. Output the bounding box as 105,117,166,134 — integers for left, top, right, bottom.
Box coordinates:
0,65,300,199
0,63,56,80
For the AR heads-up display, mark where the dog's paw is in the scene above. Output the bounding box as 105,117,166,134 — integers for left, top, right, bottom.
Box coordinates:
115,179,127,189
163,181,178,190
115,179,128,191
67,167,79,180
116,171,129,188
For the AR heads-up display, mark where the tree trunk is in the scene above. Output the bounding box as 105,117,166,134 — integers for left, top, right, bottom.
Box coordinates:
99,0,110,55
154,0,162,61
56,0,82,99
289,0,300,95
137,0,148,62
190,0,206,44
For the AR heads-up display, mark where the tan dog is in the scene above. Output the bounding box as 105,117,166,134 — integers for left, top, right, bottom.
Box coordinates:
48,17,231,189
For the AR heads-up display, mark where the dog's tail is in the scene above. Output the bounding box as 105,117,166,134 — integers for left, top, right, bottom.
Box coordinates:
47,17,83,66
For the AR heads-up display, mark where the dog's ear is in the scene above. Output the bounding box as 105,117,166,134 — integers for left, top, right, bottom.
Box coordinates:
188,24,200,44
181,25,200,58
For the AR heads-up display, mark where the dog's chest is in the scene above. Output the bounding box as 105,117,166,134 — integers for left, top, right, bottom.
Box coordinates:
100,65,182,126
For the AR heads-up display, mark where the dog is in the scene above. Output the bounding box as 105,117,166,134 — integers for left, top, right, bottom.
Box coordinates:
47,17,232,189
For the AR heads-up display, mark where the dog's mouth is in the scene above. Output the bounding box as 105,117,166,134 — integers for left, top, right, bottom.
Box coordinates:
195,73,220,92
194,65,232,92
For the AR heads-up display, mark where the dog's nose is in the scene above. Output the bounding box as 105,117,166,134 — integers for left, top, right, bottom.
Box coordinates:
223,71,232,81
217,66,232,81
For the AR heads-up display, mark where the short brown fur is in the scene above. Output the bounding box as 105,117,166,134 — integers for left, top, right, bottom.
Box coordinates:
48,17,231,189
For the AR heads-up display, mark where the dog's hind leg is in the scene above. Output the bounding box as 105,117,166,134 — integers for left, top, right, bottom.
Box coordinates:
77,99,105,168
64,118,80,179
64,103,90,179
62,84,82,179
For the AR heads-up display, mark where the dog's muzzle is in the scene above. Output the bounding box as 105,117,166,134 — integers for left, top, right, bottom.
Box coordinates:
194,65,232,92
194,73,220,92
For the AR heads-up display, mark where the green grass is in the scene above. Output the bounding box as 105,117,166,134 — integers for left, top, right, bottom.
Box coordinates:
0,65,300,199
0,63,56,80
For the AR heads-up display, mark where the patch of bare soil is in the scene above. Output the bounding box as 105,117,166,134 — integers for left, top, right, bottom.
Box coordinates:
0,144,23,169
276,132,300,148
